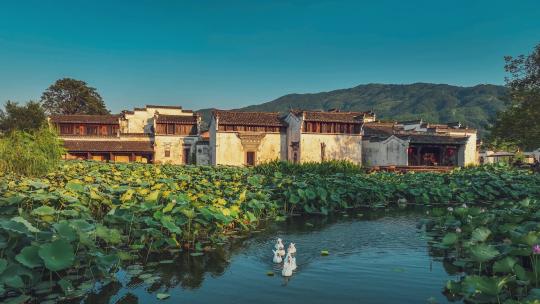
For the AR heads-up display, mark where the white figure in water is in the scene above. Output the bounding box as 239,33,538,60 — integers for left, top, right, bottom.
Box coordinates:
272,249,282,263
275,238,286,257
282,254,293,277
285,252,297,271
288,243,296,255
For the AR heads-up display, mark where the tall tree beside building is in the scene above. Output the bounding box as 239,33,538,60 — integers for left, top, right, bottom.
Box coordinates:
40,78,109,115
0,101,46,133
490,43,540,150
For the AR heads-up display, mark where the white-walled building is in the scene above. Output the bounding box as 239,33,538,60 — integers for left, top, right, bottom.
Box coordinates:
209,111,287,166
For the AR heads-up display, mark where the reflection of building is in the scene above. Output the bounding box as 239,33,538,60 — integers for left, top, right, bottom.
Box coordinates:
209,111,287,166
49,105,201,164
363,120,477,167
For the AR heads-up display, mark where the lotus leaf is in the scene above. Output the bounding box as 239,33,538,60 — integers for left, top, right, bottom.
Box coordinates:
31,206,55,216
463,275,510,297
493,257,517,273
53,221,78,242
15,245,43,268
471,227,491,243
441,233,458,246
0,259,6,274
95,224,122,244
160,216,181,234
38,240,75,271
156,293,170,300
65,181,85,192
469,244,499,262
11,217,40,233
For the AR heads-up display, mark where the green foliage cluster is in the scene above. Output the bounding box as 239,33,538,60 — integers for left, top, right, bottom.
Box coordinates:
0,162,275,302
490,43,540,150
262,163,540,215
427,198,540,303
254,160,364,175
40,78,109,115
0,161,539,302
0,127,65,176
0,101,46,133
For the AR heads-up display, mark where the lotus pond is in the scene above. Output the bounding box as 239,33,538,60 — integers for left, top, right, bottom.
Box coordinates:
0,161,539,303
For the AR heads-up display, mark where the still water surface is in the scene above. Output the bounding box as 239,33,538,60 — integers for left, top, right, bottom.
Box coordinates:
84,210,458,304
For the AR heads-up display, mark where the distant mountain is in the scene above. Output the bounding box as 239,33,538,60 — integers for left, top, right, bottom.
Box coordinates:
197,83,509,135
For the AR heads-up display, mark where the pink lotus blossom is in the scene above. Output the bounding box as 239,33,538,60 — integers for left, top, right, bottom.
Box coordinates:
533,244,540,255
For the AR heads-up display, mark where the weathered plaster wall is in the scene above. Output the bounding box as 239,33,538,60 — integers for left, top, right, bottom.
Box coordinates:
213,132,285,166
448,131,477,166
209,117,218,165
299,133,362,164
195,143,210,165
122,107,193,134
154,135,198,164
362,136,409,166
284,114,302,161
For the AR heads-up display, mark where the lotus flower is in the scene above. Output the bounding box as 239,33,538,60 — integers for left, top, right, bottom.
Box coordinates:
462,203,468,208
533,244,540,255
455,227,462,233
447,207,453,212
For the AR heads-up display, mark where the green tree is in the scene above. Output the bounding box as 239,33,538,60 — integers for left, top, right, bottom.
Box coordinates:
489,43,540,150
40,78,109,115
0,100,46,133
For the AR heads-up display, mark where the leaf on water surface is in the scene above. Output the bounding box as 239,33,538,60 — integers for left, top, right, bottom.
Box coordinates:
156,293,170,300
463,275,510,297
38,239,75,271
321,250,329,256
15,245,43,268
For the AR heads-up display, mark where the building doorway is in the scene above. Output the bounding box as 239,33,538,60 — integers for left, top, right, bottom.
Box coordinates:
183,148,191,164
246,151,256,166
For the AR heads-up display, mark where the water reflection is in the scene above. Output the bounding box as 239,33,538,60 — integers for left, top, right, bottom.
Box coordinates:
80,208,455,304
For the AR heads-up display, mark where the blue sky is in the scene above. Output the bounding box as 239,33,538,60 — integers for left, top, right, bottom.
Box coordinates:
0,0,539,112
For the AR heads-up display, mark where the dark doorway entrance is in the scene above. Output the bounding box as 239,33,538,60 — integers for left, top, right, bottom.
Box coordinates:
246,151,255,166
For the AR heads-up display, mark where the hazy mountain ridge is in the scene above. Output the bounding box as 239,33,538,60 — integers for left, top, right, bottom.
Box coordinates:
197,83,509,135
